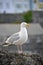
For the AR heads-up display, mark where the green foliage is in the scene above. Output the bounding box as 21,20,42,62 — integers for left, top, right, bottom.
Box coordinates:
23,11,32,23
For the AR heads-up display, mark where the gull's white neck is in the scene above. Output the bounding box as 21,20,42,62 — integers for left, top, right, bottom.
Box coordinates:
20,27,28,43
20,27,28,37
20,27,27,31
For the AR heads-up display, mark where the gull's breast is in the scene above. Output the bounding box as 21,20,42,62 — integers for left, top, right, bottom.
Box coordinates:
19,28,28,45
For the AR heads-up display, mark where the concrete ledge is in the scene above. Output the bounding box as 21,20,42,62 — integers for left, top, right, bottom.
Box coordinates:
0,23,43,36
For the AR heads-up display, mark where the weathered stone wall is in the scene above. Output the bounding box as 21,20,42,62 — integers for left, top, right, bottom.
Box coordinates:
32,11,43,27
0,14,24,23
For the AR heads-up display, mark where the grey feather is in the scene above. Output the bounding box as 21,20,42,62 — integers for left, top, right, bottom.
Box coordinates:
6,32,20,44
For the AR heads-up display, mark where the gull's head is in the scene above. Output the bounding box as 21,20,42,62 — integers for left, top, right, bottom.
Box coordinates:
21,22,30,28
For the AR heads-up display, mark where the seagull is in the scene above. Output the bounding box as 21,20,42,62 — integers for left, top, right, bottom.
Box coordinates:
3,22,30,53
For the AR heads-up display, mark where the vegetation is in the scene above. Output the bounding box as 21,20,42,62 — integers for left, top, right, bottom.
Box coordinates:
23,11,32,23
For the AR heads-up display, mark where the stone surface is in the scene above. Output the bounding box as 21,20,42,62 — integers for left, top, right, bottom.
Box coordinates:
0,51,43,65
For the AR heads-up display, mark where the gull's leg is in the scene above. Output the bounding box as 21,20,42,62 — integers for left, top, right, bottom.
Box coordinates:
20,45,23,53
17,45,20,53
17,45,23,53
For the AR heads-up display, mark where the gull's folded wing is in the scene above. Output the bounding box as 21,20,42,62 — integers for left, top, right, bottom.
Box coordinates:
5,32,20,44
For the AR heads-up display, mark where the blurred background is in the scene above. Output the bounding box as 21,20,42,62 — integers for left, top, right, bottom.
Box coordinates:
0,0,43,57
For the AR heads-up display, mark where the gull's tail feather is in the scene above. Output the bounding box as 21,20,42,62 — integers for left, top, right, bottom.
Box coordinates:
2,42,13,47
2,43,10,47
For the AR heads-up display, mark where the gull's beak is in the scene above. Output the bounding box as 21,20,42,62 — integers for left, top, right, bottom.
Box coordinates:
26,23,30,27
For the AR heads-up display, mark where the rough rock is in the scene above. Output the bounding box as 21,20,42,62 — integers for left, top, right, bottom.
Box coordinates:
0,51,43,65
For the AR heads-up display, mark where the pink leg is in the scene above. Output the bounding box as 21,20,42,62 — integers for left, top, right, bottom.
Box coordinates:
17,45,23,53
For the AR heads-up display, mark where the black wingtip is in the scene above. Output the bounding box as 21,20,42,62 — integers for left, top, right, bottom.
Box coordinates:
2,43,9,45
2,43,9,47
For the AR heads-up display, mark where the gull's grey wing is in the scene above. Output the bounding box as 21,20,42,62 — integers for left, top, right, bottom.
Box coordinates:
5,32,20,44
